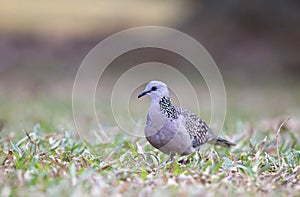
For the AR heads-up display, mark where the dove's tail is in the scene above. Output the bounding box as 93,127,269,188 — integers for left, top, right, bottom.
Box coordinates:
208,137,236,147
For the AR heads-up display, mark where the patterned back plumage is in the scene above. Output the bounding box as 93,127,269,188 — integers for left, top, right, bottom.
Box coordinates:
158,96,211,148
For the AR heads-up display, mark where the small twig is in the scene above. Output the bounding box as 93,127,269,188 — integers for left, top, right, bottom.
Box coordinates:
24,130,40,154
24,130,33,142
144,152,160,165
255,136,267,161
276,117,291,168
136,142,146,161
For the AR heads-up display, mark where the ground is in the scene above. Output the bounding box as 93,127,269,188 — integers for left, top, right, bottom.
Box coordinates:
0,96,299,196
0,1,299,195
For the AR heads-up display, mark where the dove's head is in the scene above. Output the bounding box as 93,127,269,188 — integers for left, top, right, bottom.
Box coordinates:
138,81,169,103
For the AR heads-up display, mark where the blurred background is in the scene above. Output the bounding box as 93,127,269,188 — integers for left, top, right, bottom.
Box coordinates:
0,0,299,134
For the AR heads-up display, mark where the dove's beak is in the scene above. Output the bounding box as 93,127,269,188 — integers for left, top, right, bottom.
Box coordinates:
138,90,151,98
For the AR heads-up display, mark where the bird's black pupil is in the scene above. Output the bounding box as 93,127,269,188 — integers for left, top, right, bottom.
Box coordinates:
151,86,157,91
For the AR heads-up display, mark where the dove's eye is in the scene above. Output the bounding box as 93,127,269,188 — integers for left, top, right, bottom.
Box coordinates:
151,86,157,91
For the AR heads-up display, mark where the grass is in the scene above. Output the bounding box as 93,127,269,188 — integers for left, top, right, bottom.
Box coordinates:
0,117,299,196
0,81,299,196
1,2,299,194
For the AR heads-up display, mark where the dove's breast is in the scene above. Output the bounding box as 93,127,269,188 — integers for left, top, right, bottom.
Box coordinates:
144,104,194,155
